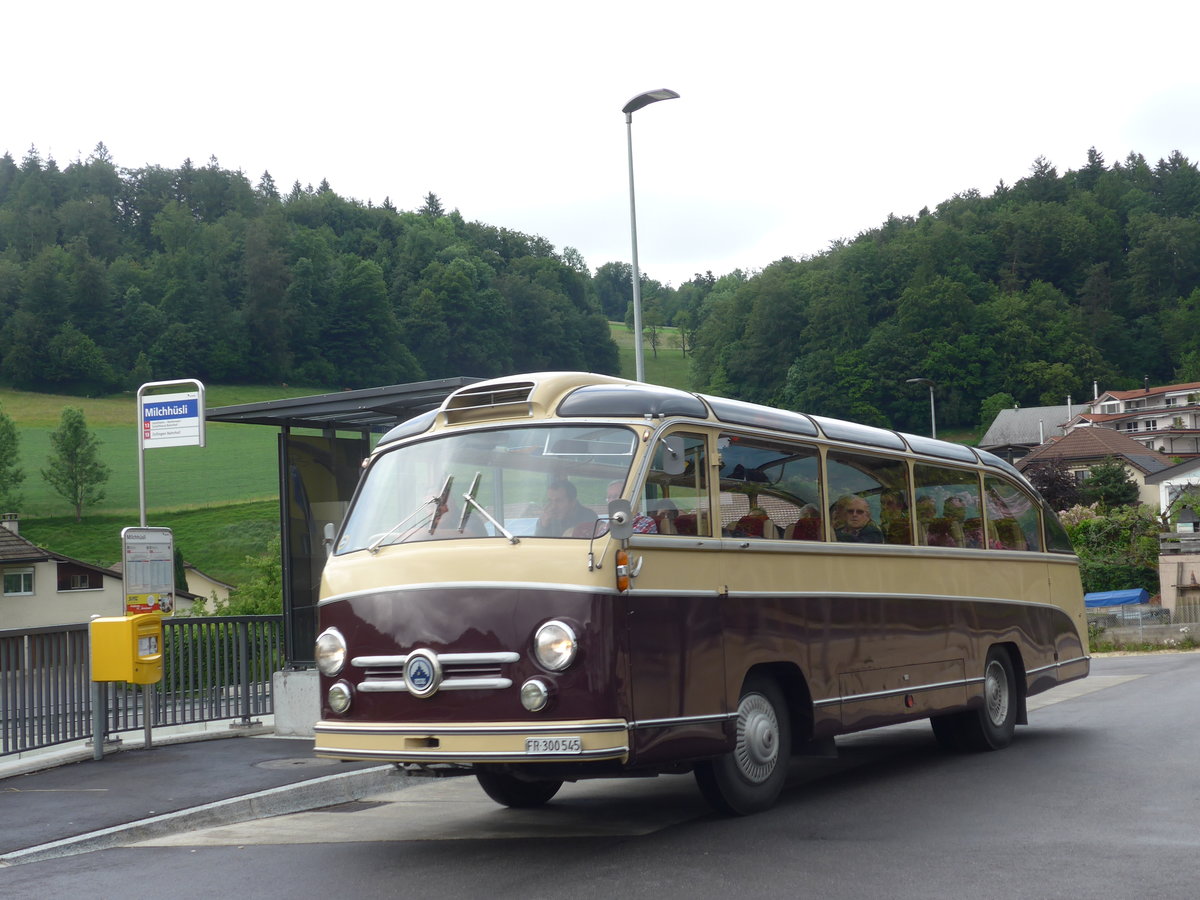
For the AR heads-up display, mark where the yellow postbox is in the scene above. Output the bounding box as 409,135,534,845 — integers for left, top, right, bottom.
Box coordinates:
90,614,164,684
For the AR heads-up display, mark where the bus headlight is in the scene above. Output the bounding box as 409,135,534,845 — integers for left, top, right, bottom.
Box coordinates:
328,680,353,714
520,678,551,712
315,627,347,676
534,620,578,671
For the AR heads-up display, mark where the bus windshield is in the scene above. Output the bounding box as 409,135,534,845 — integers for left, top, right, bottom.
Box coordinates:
336,424,639,553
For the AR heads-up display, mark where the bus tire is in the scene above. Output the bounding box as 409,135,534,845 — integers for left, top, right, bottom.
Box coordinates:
931,647,1017,752
694,673,791,816
474,769,563,808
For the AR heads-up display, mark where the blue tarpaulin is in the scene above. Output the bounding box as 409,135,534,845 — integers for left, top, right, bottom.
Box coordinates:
1085,588,1151,608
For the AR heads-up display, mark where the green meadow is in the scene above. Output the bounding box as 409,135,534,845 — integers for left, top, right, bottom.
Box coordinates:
610,321,692,389
4,384,326,585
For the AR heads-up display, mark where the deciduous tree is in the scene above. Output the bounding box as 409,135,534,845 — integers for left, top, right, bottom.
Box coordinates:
0,402,24,511
41,407,109,522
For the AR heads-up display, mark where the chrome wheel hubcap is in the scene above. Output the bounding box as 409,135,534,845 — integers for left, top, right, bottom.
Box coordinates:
984,659,1010,727
734,692,779,783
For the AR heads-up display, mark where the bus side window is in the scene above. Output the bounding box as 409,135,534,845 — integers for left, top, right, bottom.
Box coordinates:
984,476,1042,551
825,451,908,544
717,435,822,540
645,432,711,537
914,464,984,549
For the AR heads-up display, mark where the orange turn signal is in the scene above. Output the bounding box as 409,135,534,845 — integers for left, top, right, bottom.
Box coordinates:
615,548,631,592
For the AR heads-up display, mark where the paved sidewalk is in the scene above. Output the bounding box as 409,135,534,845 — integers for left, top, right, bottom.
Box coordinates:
0,731,420,866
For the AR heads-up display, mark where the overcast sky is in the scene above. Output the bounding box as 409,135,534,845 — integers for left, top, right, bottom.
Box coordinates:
7,1,1200,285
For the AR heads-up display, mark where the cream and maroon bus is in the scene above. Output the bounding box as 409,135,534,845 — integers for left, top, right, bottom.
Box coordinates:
313,372,1088,815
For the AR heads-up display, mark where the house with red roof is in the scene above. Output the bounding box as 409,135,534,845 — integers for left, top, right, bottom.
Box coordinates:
1066,380,1200,457
1016,426,1174,506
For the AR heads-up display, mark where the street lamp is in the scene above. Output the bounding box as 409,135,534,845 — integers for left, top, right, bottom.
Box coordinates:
623,88,679,383
906,378,937,439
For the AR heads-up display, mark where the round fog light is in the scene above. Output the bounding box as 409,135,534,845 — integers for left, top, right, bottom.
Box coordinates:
328,681,353,714
520,678,550,712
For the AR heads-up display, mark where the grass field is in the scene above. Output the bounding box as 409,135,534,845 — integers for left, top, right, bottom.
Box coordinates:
3,383,325,588
18,500,279,585
609,321,692,389
2,384,329,518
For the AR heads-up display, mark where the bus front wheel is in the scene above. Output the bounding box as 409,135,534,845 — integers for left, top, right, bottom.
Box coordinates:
932,647,1017,752
695,673,791,816
475,769,563,808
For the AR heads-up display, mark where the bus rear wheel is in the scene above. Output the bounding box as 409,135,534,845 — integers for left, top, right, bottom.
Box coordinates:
932,647,1017,752
695,673,791,816
475,769,563,808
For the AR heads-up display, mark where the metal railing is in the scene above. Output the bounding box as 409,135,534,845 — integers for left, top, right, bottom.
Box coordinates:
1,616,284,757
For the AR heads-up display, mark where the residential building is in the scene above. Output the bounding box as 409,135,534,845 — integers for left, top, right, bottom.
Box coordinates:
978,404,1073,462
1015,427,1173,507
0,515,125,629
1067,380,1200,457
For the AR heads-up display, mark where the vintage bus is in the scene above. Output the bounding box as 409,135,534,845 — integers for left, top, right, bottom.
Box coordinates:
313,372,1088,815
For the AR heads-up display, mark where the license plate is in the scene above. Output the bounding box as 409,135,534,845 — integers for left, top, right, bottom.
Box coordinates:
525,736,582,755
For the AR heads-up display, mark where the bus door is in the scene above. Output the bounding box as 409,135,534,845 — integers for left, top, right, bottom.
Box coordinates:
624,431,728,763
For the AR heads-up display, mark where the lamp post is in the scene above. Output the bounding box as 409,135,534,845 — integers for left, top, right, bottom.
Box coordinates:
623,88,679,383
906,378,937,439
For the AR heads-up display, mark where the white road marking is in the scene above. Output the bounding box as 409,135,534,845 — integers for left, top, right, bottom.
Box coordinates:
1026,674,1144,711
134,774,708,846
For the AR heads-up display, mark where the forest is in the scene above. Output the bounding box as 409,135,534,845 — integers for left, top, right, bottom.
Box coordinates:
3,144,1200,436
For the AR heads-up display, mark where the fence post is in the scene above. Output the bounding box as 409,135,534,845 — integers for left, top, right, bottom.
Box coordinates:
91,680,104,760
237,620,253,727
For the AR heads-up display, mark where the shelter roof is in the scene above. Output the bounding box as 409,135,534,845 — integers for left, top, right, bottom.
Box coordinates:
206,377,482,432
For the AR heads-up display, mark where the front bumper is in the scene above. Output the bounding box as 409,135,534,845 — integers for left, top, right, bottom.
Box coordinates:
314,718,630,764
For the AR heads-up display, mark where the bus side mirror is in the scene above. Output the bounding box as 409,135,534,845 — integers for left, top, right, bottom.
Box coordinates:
660,436,686,476
606,499,635,540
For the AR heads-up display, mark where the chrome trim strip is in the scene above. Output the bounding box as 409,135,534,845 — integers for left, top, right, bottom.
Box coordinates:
358,676,513,693
628,533,1073,563
352,651,519,668
314,745,629,762
629,712,735,729
322,581,620,606
315,721,627,736
626,587,1078,614
1027,655,1090,676
814,676,982,707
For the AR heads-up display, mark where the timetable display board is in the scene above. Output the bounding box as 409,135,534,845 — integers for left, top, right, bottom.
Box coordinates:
121,526,175,615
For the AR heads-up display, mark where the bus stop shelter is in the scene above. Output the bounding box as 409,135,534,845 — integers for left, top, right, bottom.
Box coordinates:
207,377,479,665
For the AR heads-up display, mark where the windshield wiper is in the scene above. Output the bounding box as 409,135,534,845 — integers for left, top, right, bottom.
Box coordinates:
457,471,520,544
367,474,453,554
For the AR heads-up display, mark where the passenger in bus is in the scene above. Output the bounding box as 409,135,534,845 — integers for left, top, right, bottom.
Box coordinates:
784,504,823,540
880,490,911,544
914,494,937,544
536,479,599,537
648,497,677,534
731,506,778,538
602,480,657,535
833,495,883,543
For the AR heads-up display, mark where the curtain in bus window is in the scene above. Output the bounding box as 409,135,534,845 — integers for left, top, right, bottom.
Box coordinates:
715,435,822,540
825,451,908,544
984,475,1043,551
914,464,985,549
642,432,711,536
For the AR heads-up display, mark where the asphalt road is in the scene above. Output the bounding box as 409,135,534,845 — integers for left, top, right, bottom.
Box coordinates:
2,653,1196,900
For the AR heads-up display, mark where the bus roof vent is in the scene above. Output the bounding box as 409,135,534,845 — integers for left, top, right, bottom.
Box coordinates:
443,380,537,424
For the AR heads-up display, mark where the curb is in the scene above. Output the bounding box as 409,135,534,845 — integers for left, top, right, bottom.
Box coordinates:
0,763,415,867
